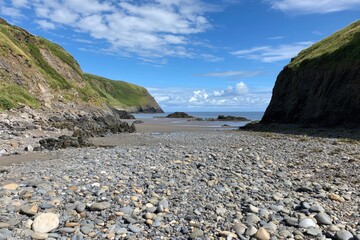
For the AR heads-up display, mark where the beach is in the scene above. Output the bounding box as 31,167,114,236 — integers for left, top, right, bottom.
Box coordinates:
0,118,359,239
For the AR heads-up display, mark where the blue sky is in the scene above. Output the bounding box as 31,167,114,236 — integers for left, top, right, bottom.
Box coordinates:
0,0,359,112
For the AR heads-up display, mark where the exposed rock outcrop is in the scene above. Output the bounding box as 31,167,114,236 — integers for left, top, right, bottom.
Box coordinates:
262,21,360,127
166,112,194,118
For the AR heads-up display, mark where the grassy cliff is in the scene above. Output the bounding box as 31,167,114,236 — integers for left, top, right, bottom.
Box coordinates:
0,18,163,112
262,20,360,126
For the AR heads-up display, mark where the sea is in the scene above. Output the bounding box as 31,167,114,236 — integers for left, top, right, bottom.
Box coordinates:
133,112,264,129
134,112,263,120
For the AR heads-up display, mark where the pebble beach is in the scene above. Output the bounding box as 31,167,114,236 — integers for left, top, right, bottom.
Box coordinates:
0,120,359,240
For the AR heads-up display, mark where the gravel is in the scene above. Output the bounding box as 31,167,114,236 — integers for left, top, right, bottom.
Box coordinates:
0,130,359,239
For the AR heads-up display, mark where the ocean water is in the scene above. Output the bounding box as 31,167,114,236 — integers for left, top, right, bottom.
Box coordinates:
133,112,264,121
133,112,264,129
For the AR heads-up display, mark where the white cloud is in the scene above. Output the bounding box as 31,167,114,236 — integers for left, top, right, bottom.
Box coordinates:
268,36,284,40
189,90,209,103
231,42,313,62
0,6,22,17
36,20,56,30
212,81,249,97
11,0,28,7
200,54,224,62
199,70,262,78
5,0,216,60
148,83,271,111
268,0,360,14
235,82,249,94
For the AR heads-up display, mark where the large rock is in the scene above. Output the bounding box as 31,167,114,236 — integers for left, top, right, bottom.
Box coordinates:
37,135,92,151
166,112,194,118
262,21,360,127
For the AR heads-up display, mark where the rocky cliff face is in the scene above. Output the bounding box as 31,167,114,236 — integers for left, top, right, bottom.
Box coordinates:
0,18,163,114
262,21,360,127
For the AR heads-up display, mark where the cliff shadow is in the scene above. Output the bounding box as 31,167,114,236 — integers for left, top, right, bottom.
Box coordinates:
240,123,360,141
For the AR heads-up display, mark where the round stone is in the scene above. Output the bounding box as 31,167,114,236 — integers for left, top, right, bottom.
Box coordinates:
32,213,59,233
254,227,270,240
129,225,141,233
190,229,204,239
335,230,353,240
310,205,325,213
234,222,246,236
89,202,110,211
299,218,317,229
20,205,38,216
306,227,322,237
2,183,18,190
315,213,332,225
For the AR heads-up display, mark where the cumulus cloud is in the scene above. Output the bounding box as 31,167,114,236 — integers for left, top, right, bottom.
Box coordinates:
36,20,56,30
0,6,22,17
231,42,313,62
189,90,209,103
267,0,360,14
148,83,271,111
11,0,28,7
2,0,217,59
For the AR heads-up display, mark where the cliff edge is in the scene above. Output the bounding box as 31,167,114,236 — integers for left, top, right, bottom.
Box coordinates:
262,21,360,127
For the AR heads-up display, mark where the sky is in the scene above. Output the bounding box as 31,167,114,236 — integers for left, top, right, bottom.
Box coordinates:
0,0,359,112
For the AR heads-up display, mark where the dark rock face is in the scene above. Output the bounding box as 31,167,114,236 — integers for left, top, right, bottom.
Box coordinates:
262,63,360,127
166,112,194,118
262,23,360,127
50,113,136,138
36,136,92,151
216,115,250,122
134,106,164,113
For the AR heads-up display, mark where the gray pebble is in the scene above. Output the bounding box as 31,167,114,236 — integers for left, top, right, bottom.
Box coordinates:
315,213,332,225
335,230,353,240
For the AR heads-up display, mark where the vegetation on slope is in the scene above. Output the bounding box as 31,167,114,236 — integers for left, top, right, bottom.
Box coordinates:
0,18,162,112
289,20,360,69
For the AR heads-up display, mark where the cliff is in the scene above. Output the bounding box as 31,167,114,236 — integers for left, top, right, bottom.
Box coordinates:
262,20,360,127
0,18,163,113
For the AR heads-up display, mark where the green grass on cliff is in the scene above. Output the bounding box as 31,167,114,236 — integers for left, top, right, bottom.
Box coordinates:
0,18,160,111
83,74,151,107
289,20,360,68
0,84,40,110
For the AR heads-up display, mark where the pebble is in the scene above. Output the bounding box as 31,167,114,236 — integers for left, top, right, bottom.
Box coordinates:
298,218,317,228
89,202,110,211
32,213,59,233
39,203,54,209
315,213,332,225
20,205,38,216
254,227,270,240
2,183,18,190
0,130,357,239
234,222,246,236
335,230,353,240
190,229,204,239
246,225,258,236
58,228,75,234
31,232,48,239
75,203,86,213
306,227,322,236
80,226,92,235
310,205,325,213
329,193,345,202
